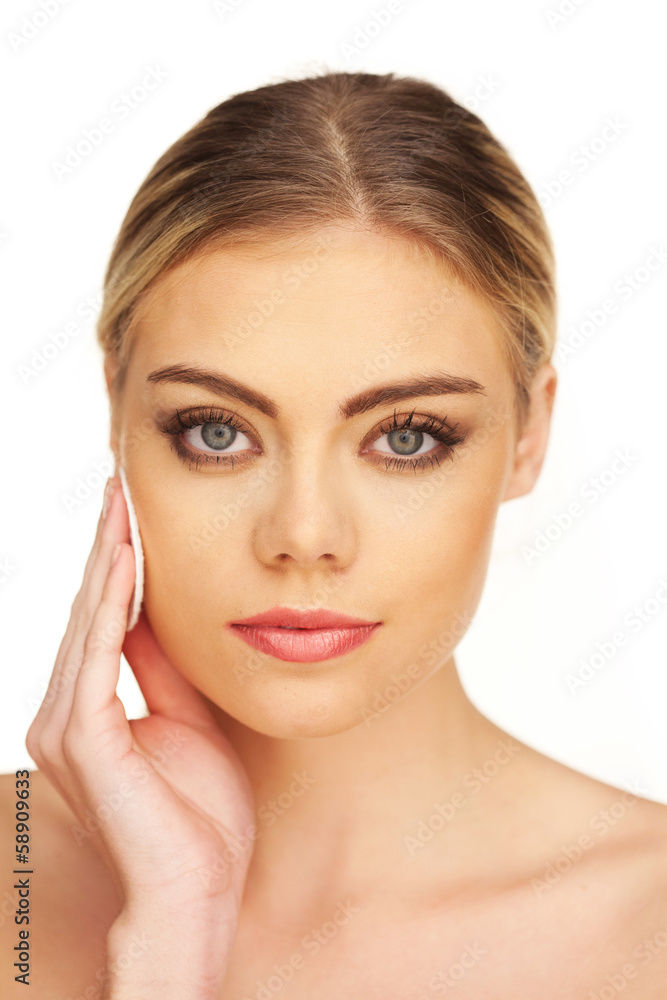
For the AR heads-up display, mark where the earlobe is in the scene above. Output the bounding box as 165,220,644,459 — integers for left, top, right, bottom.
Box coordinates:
104,354,118,397
501,363,558,503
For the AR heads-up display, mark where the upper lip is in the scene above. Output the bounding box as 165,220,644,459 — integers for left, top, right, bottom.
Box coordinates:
230,606,380,629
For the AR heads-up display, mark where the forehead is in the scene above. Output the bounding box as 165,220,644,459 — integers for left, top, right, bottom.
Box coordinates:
126,227,511,405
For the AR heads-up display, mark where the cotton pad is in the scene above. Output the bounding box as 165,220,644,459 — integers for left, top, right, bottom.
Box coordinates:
118,465,144,631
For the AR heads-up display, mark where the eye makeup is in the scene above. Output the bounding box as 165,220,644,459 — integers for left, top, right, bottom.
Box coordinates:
156,404,468,474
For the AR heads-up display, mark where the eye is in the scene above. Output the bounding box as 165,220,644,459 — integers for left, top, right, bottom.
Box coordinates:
158,404,467,475
158,405,259,470
362,409,467,472
183,421,253,454
371,425,438,458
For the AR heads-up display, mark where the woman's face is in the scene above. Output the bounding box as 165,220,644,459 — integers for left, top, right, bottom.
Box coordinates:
109,225,550,738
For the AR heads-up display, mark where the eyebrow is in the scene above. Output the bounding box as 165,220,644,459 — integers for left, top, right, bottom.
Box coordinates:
145,363,486,421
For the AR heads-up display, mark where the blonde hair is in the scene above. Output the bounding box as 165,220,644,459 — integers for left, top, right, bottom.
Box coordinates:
97,69,556,430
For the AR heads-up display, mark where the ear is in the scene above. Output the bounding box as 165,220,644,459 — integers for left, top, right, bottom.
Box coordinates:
501,362,558,503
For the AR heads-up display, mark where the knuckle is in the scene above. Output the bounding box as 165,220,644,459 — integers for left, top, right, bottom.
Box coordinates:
70,588,85,617
26,721,64,774
25,721,43,763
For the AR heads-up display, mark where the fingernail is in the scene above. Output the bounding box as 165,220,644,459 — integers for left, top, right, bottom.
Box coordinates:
102,477,116,519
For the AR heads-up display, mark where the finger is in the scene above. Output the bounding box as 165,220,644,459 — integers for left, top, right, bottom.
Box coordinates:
36,479,119,711
29,537,133,790
70,477,131,635
65,475,120,624
76,475,120,601
27,478,125,771
31,482,113,719
39,480,130,725
69,541,135,732
122,610,219,733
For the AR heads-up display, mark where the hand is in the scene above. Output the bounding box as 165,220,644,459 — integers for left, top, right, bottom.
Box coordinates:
26,475,256,991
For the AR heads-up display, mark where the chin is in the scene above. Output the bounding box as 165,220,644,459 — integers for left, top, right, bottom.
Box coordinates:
210,671,379,741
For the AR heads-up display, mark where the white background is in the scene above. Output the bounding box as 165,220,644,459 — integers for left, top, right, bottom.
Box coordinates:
1,0,665,799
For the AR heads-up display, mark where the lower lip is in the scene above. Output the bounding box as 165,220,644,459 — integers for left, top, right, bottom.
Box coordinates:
228,623,382,662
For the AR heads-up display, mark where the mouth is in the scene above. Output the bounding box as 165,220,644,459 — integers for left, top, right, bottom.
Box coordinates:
227,606,383,663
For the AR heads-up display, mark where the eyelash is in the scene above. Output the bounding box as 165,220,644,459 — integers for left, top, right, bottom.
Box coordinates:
158,405,467,474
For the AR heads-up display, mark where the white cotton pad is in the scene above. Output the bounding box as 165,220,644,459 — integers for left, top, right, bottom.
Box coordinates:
118,465,144,631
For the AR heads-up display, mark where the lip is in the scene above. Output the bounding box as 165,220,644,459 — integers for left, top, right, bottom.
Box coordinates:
231,606,377,629
228,605,383,663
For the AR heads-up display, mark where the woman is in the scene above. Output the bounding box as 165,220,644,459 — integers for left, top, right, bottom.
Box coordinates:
3,70,667,998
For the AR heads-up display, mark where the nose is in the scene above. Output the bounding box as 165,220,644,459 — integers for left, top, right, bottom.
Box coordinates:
251,442,358,571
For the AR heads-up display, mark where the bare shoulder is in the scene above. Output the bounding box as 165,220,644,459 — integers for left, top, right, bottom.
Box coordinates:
516,745,667,993
0,768,123,999
531,745,667,856
513,741,667,883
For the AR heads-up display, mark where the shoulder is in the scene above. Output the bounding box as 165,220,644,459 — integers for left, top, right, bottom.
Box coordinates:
0,768,123,998
520,749,667,976
512,743,667,885
467,741,667,994
562,777,667,995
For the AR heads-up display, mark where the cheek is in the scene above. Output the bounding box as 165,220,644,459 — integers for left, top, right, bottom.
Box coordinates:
363,461,506,675
139,490,248,630
372,458,504,596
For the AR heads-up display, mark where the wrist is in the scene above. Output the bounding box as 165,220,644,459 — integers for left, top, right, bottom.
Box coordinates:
103,900,238,999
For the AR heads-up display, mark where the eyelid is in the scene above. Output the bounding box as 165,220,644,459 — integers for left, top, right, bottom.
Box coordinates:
360,408,460,447
158,404,466,472
161,404,257,441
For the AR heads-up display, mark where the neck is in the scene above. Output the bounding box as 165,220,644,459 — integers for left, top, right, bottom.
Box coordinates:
204,657,527,922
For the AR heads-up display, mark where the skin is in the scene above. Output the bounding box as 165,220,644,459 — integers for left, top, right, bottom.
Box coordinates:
2,223,667,998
